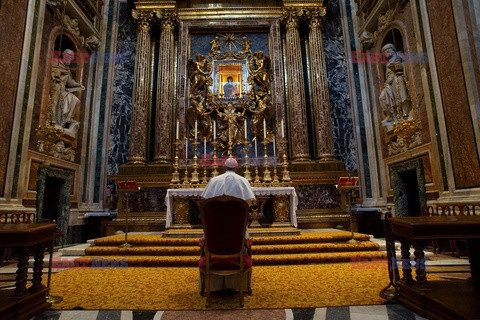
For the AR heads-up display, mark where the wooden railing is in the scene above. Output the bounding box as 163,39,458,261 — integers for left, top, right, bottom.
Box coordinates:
422,203,480,217
0,212,36,224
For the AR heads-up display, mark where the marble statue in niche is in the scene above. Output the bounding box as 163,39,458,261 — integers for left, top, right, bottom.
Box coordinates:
379,43,412,131
37,48,85,162
48,49,85,136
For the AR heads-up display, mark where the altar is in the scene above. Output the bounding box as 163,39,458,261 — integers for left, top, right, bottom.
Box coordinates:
165,187,298,229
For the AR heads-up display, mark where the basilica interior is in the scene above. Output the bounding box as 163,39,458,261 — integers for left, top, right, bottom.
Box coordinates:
1,0,480,319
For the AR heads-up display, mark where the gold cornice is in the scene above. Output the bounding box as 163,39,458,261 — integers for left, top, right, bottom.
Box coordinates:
134,1,176,10
178,7,284,19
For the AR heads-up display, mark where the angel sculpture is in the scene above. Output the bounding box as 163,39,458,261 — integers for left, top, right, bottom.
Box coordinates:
187,53,212,96
217,103,246,153
247,51,272,94
187,95,213,141
249,94,274,140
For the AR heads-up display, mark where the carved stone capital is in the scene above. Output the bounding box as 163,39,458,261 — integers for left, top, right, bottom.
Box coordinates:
156,9,179,31
132,9,154,32
281,8,301,30
305,7,327,30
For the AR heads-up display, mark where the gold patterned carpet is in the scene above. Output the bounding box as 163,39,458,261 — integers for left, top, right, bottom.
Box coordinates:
49,263,394,310
77,231,385,267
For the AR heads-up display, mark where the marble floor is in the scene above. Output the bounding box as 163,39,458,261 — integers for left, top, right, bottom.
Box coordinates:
32,304,428,320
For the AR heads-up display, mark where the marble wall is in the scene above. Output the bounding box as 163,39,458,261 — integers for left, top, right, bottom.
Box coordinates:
0,0,29,196
296,184,342,210
107,3,136,194
324,0,357,173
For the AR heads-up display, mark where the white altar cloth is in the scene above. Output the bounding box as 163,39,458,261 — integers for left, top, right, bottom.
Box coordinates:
165,187,298,228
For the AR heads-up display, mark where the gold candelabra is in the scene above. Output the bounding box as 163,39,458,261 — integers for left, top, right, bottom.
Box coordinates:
211,140,219,177
191,141,200,184
279,138,291,183
171,139,181,184
261,139,272,183
182,141,190,185
242,140,252,182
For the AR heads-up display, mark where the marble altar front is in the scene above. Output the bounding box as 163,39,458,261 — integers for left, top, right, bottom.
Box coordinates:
165,187,298,228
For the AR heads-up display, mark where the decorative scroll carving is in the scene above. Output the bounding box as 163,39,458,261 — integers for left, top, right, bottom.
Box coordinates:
360,31,374,50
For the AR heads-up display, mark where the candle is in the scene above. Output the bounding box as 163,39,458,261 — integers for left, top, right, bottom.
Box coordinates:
244,119,247,139
263,119,267,139
176,120,179,140
213,120,216,139
281,119,285,138
254,136,257,158
185,138,188,160
203,137,206,155
194,120,198,140
273,136,276,157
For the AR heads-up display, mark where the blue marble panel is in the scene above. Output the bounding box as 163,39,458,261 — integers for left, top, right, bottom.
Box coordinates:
107,3,136,195
323,0,357,173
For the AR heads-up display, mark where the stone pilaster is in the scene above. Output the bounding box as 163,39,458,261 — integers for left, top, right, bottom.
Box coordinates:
128,9,153,164
282,8,310,161
154,10,178,163
306,8,335,160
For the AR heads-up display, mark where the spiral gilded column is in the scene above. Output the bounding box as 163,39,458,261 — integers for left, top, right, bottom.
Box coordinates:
154,10,178,163
282,8,310,161
128,10,153,164
307,8,335,160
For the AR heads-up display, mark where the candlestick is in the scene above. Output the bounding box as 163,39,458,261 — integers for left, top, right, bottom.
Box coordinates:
254,136,258,158
185,138,188,160
273,136,276,157
281,119,285,138
213,120,216,139
176,120,179,140
194,120,198,140
263,119,266,139
244,119,247,139
203,137,206,156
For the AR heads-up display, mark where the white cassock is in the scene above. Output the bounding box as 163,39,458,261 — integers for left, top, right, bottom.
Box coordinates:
201,171,255,205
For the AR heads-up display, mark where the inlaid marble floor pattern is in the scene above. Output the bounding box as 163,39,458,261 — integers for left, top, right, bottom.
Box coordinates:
32,304,428,320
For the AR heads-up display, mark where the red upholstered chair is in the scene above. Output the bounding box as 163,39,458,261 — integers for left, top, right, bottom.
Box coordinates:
198,195,252,308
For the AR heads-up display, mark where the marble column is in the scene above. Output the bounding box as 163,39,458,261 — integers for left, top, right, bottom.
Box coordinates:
282,8,310,161
128,10,153,164
154,10,178,163
307,8,335,160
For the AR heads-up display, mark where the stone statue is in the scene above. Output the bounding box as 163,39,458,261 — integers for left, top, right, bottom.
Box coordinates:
48,49,85,138
187,95,213,141
241,37,252,55
249,94,274,140
187,53,212,96
379,43,412,130
247,51,272,94
209,36,221,56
